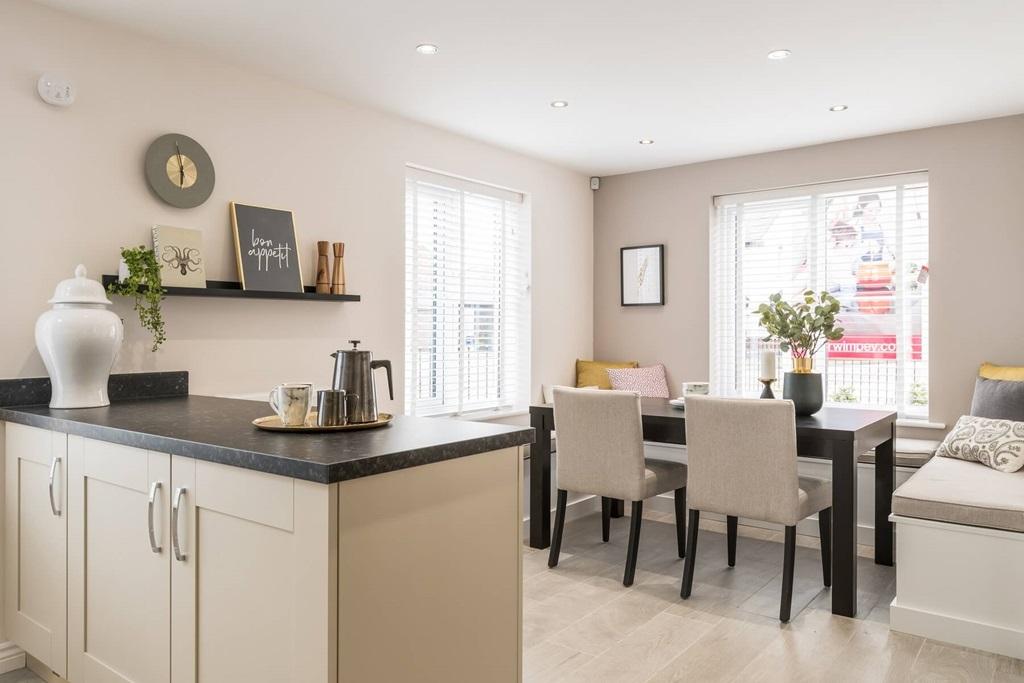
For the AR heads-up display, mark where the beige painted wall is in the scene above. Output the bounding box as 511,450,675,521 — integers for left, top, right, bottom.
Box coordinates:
594,114,1024,430
0,0,594,410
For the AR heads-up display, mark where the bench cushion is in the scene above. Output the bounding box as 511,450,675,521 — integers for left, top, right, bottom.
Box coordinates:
858,437,941,468
893,456,1024,533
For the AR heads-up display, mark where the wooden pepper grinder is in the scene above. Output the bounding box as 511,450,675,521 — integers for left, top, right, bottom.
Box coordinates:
331,242,346,295
315,241,331,294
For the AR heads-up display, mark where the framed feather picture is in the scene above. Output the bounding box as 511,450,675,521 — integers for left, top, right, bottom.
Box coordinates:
152,225,207,288
620,244,664,306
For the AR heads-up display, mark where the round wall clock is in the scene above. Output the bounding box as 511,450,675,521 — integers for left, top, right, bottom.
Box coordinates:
144,133,215,208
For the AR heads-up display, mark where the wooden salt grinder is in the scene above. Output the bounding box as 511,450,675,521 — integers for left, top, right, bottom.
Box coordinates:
315,241,331,294
331,242,346,295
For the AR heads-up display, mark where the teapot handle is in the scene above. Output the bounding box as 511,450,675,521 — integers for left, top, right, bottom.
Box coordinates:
371,360,394,401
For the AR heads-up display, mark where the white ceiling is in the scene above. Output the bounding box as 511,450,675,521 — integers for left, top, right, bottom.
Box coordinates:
36,0,1024,175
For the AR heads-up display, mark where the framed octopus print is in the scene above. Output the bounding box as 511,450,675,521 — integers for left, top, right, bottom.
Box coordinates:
152,225,207,288
620,244,664,306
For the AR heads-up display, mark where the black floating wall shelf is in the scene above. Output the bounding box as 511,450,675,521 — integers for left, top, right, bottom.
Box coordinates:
101,276,360,302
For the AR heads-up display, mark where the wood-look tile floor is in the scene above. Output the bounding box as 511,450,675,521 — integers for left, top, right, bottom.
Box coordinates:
524,509,1024,683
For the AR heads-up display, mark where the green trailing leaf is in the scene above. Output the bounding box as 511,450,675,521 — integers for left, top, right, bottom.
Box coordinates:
755,290,845,360
107,246,166,351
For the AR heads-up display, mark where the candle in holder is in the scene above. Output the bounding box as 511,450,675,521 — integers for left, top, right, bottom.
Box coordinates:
760,349,777,381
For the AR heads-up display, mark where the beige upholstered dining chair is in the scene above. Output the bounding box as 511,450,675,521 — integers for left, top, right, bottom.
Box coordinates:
549,387,688,586
680,396,832,622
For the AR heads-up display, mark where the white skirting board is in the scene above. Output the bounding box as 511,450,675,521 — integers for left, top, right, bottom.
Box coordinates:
0,640,26,674
890,514,1024,659
522,442,916,546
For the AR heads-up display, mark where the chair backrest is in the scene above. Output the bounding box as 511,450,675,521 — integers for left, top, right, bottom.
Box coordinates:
684,396,801,525
552,387,647,501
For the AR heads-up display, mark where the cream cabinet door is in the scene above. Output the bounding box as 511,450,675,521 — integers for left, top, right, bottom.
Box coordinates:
68,436,171,683
170,456,336,683
4,423,68,678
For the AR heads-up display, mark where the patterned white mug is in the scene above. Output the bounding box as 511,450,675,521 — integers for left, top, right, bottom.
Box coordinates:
682,381,710,398
269,383,313,426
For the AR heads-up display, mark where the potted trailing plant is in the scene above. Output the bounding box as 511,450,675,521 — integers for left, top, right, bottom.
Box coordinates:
107,245,166,351
756,290,844,415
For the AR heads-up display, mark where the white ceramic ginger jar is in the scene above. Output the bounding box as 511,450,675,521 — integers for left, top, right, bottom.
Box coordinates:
35,265,124,408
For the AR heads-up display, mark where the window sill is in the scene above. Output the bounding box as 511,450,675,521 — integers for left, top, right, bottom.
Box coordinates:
452,408,529,422
895,418,946,431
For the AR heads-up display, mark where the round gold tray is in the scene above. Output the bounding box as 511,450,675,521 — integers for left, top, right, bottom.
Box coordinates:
252,412,393,433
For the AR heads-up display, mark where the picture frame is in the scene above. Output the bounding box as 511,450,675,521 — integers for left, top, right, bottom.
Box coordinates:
620,244,664,306
229,202,304,293
152,224,207,288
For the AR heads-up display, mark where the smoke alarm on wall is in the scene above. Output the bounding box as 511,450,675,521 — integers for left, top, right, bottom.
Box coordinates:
37,73,75,107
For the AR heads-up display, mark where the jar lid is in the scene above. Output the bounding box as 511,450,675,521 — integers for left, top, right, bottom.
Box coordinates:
49,265,112,305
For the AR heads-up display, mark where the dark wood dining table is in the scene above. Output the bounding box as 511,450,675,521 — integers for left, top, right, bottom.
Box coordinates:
528,398,896,618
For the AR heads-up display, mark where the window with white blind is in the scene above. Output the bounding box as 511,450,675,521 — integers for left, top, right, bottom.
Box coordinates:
711,172,929,417
404,167,531,417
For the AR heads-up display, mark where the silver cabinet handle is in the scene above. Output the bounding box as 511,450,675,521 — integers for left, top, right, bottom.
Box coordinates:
148,482,162,553
48,457,61,516
171,486,187,562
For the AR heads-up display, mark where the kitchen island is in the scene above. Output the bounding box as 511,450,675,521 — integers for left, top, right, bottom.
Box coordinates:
0,395,533,683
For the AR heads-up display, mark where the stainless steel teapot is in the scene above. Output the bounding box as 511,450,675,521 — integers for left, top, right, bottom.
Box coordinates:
330,340,393,424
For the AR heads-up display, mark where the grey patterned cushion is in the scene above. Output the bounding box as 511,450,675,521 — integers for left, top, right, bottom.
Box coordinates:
936,415,1024,473
970,377,1024,421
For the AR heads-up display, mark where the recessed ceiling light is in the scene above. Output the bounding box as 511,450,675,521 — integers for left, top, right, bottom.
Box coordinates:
416,44,439,55
767,49,792,60
829,104,848,112
638,138,654,145
550,100,569,108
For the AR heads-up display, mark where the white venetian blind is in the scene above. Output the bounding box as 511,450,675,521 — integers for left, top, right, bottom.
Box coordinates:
404,167,531,417
711,172,929,416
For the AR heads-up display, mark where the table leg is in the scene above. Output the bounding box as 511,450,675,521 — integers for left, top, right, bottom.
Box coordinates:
831,441,858,617
611,499,624,518
874,428,895,566
529,409,552,549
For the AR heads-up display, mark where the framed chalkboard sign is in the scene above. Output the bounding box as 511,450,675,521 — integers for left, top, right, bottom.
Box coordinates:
230,202,304,293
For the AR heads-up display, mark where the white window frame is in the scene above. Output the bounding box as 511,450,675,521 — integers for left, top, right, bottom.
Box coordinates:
404,166,531,418
710,172,929,418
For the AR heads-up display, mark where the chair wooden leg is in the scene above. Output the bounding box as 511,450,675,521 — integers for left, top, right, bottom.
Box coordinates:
819,507,832,587
674,487,686,558
548,489,568,568
601,496,611,542
780,525,797,622
680,509,700,598
727,515,738,567
623,501,643,586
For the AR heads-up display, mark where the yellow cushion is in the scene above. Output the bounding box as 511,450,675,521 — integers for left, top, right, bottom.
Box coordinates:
979,362,1024,381
575,359,639,389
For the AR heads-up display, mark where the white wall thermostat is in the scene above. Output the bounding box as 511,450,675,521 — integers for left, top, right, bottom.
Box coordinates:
590,177,601,190
37,73,75,107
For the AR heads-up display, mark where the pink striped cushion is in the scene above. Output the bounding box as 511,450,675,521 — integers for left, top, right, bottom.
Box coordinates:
606,364,670,398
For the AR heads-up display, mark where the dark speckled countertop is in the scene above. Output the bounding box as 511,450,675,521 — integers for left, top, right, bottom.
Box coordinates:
0,395,534,483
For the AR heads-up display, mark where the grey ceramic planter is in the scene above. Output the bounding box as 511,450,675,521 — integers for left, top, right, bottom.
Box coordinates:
783,372,823,416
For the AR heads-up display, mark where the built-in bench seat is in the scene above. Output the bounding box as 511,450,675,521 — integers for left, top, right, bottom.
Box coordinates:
893,455,1024,532
858,437,941,468
890,456,1024,659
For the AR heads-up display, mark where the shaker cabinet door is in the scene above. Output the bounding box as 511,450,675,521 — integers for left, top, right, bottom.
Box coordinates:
68,436,171,683
4,423,68,678
170,456,335,683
